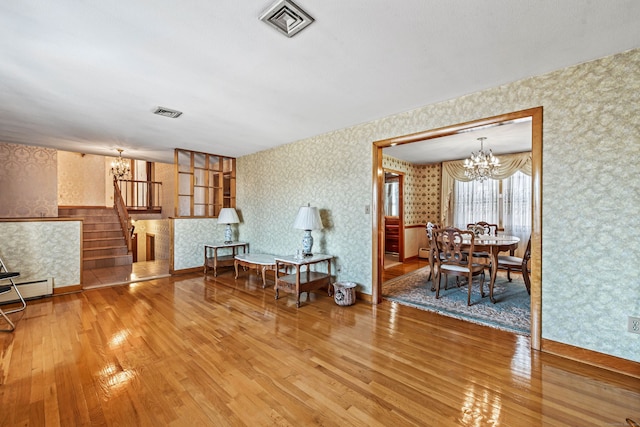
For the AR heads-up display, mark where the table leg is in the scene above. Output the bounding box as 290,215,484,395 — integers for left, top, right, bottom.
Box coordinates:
204,247,208,275
295,266,301,308
260,266,267,288
213,248,218,277
234,260,239,279
274,262,280,299
327,260,333,296
489,248,498,303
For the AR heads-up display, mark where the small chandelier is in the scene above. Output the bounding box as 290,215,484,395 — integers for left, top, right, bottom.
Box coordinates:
463,137,500,182
110,149,130,179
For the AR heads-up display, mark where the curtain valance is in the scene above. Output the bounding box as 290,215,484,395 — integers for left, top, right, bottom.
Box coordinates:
442,151,532,181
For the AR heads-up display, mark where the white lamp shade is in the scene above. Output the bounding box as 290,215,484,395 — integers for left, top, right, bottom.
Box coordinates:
217,208,239,224
293,206,323,230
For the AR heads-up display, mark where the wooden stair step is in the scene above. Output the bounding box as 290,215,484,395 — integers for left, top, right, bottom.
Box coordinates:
83,222,122,231
83,246,129,257
84,230,124,237
60,207,132,270
84,254,133,269
84,237,125,248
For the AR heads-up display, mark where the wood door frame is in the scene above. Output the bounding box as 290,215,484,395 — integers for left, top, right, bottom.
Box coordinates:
372,107,543,350
383,169,404,261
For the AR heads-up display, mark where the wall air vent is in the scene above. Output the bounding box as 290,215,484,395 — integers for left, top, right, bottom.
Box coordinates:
259,0,314,38
153,107,183,118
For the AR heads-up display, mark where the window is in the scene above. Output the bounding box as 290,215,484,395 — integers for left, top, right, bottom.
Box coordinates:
174,149,236,217
453,171,531,243
384,173,400,217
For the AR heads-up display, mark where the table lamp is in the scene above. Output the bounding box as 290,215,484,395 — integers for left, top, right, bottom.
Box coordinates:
217,208,239,244
293,204,323,256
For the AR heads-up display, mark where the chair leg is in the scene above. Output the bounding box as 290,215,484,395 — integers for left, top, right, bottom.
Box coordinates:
522,267,531,295
3,278,26,314
507,269,512,282
435,272,443,299
466,273,473,306
0,307,16,332
429,265,437,292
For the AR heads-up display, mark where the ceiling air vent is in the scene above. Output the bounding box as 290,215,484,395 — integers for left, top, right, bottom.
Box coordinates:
153,107,183,118
259,0,314,38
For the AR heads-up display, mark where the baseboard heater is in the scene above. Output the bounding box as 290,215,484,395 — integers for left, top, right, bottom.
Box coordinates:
0,277,53,304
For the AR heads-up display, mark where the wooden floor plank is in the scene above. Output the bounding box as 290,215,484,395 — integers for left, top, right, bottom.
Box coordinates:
0,270,638,426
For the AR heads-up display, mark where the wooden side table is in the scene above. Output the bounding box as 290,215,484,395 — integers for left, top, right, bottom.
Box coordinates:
204,242,248,277
234,253,277,288
274,254,333,308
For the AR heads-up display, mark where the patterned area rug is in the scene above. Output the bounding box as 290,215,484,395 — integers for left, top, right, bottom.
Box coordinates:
383,267,531,335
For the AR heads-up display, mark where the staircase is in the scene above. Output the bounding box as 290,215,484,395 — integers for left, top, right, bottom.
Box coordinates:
58,207,133,269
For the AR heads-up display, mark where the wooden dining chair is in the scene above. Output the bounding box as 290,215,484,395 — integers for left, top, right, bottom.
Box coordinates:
496,235,531,295
0,257,25,332
467,221,498,236
433,227,486,306
425,223,439,284
465,221,498,273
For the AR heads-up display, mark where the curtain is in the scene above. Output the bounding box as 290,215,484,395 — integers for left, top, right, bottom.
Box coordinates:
448,169,532,256
453,179,500,228
503,171,532,251
441,152,531,225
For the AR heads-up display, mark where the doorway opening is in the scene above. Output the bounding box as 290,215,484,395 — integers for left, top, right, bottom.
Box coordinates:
146,234,156,261
383,170,404,269
372,107,542,349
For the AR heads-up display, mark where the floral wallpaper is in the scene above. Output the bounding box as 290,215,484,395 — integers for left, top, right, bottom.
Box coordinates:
0,143,57,217
154,162,175,219
237,129,370,283
383,155,441,226
238,48,640,362
134,219,171,261
172,218,220,271
58,151,106,206
0,220,81,288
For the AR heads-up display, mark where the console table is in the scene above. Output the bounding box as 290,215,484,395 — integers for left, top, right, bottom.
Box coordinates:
274,254,333,308
234,253,277,288
204,242,248,277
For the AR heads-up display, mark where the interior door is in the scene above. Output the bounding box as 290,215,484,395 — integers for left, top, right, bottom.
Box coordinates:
383,171,404,261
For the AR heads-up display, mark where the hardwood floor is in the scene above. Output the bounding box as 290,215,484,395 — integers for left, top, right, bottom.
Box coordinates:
382,256,429,282
1,268,638,426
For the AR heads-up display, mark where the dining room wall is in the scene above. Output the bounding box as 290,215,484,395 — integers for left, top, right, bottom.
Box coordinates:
237,47,640,363
382,155,441,227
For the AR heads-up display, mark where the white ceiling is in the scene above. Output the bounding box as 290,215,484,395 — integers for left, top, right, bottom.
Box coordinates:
1,1,639,164
383,118,532,165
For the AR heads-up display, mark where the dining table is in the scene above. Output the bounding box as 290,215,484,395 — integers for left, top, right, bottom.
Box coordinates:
464,234,521,303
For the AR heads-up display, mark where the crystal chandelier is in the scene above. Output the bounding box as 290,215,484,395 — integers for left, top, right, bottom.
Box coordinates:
463,137,500,181
110,149,130,179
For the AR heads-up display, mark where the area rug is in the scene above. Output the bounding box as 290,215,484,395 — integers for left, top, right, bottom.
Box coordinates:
383,267,530,335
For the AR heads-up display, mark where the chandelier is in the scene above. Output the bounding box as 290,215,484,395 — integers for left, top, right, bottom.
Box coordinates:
110,149,131,179
463,137,500,181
